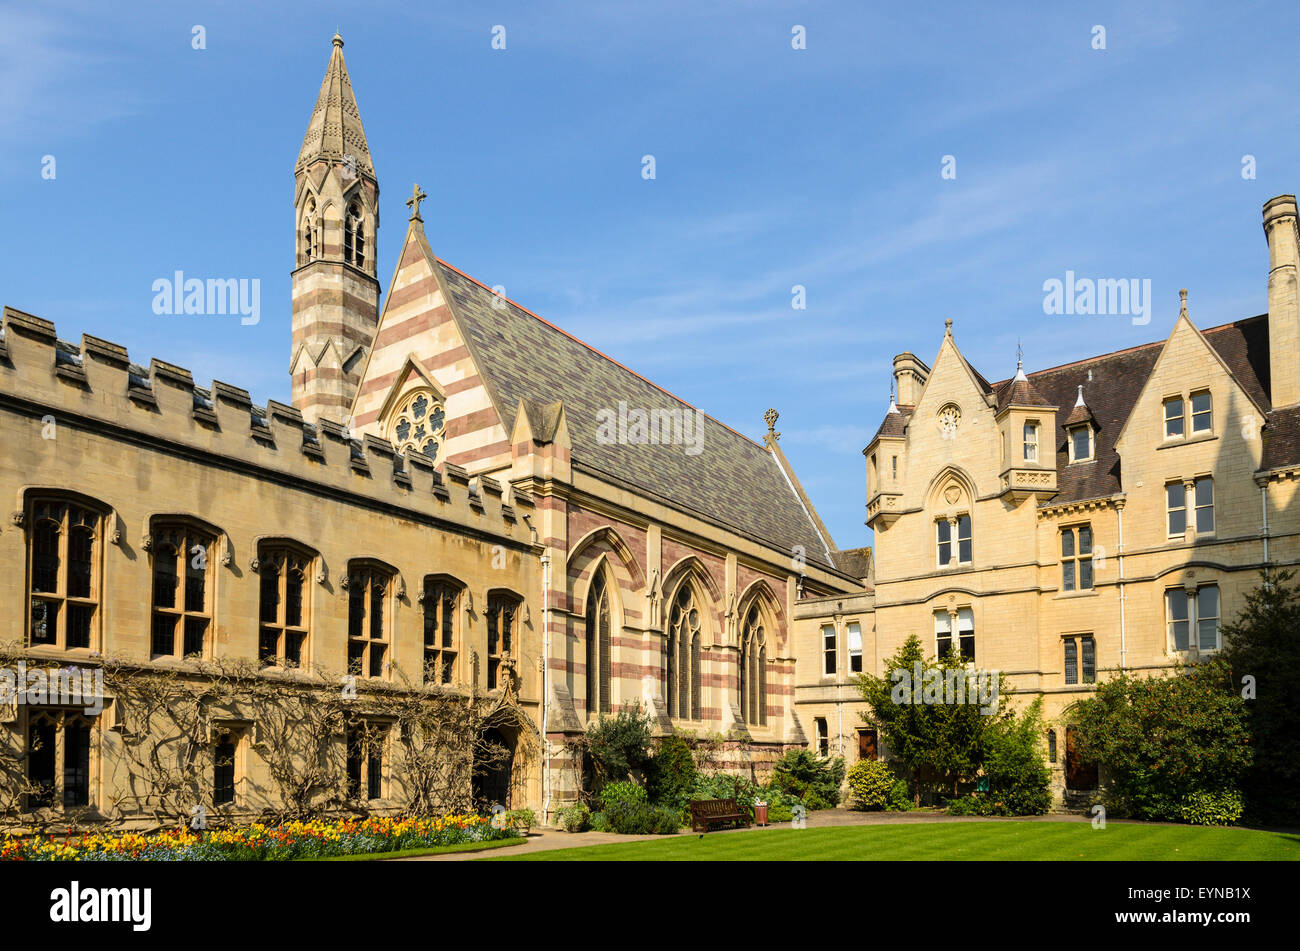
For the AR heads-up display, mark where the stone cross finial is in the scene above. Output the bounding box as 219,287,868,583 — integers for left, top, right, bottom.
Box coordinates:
944,317,953,336
764,408,780,441
406,183,428,222
1179,288,1188,319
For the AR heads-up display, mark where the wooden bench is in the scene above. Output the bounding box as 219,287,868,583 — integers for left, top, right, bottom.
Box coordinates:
689,798,751,833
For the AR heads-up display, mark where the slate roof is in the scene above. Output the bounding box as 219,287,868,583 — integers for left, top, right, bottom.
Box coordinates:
992,315,1276,504
869,314,1292,506
297,35,374,177
832,546,872,581
434,261,838,568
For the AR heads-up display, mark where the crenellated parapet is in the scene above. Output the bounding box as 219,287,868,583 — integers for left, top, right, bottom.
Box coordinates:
0,306,536,546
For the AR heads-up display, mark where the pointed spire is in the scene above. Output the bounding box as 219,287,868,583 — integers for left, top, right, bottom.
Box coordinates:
888,378,899,414
1075,384,1085,407
297,33,375,178
1014,338,1027,382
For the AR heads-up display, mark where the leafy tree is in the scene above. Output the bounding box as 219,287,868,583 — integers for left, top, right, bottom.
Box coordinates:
856,634,1012,805
978,698,1051,815
578,706,654,798
645,733,698,808
772,748,845,808
1219,570,1300,824
1068,660,1251,822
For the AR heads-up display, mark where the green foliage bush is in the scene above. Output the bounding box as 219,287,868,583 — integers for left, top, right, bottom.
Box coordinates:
646,734,699,809
505,808,536,829
557,803,590,832
588,811,611,833
766,803,794,823
885,779,913,811
1220,570,1300,825
1069,659,1251,823
1179,790,1245,826
598,780,648,812
602,800,682,835
582,708,654,799
847,759,894,810
772,749,845,808
979,698,1052,815
689,772,798,811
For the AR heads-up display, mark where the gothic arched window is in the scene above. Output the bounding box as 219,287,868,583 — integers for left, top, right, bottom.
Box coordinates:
739,604,768,726
666,583,703,720
303,198,319,261
388,388,446,462
345,201,365,268
585,571,613,715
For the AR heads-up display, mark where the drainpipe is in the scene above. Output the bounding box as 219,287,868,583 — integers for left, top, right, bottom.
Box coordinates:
1259,479,1270,570
1117,503,1127,672
539,551,552,825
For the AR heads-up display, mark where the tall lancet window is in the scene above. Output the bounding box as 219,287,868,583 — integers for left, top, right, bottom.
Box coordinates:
586,571,612,715
345,201,365,268
666,584,702,720
303,198,319,261
739,604,768,726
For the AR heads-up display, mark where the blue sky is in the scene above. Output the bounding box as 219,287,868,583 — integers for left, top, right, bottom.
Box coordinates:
3,0,1299,550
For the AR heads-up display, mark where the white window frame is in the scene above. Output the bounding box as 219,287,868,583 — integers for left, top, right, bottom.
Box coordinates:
1190,390,1213,434
1023,421,1039,462
1069,425,1092,462
822,624,837,677
1165,584,1221,653
847,622,862,674
1164,396,1185,439
1194,476,1214,534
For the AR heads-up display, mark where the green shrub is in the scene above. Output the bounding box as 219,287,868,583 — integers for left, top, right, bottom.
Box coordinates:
582,707,654,795
772,749,845,808
979,698,1052,816
557,803,590,832
1069,660,1251,822
598,780,648,812
885,779,913,811
646,734,699,808
588,811,611,833
689,772,799,812
1179,790,1244,826
650,806,682,834
505,808,536,829
847,759,894,810
766,803,793,823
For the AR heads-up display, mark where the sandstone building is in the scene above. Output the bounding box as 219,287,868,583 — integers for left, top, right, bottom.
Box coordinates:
0,36,860,826
793,196,1300,802
1,35,1294,825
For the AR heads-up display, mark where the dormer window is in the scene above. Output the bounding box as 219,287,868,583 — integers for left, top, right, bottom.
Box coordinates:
1023,421,1039,462
1069,425,1092,462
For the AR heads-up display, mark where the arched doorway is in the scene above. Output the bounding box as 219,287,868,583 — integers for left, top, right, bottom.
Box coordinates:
472,727,514,811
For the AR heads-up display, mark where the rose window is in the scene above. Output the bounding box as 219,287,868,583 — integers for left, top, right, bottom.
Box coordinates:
390,389,446,461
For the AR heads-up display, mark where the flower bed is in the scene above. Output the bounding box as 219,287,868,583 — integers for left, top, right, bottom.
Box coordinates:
1,814,519,861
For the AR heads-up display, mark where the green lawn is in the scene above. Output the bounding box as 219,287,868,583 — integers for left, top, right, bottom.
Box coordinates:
484,821,1300,861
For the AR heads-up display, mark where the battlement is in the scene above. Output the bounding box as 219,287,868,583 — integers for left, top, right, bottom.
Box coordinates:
0,306,537,545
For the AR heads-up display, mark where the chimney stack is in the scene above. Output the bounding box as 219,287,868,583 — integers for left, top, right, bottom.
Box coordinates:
892,352,928,407
1264,194,1300,408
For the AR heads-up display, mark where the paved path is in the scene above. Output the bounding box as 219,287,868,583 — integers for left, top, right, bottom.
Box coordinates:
397,808,1101,861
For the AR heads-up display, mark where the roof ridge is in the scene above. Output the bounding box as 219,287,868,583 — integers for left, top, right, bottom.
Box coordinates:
433,256,768,451
988,313,1269,388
